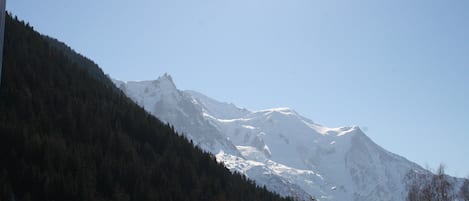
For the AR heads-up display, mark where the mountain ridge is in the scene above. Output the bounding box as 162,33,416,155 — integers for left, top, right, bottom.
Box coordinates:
115,75,440,201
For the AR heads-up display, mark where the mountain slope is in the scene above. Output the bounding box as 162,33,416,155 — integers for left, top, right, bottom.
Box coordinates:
212,107,428,201
112,75,240,156
116,77,432,201
115,76,314,200
0,14,293,201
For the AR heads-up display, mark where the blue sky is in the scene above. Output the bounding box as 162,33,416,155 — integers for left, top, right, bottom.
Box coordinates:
7,0,469,176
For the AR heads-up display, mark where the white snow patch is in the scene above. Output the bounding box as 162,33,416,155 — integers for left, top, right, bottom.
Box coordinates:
242,125,256,130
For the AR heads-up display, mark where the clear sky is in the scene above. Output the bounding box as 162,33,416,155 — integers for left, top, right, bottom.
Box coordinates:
7,0,468,176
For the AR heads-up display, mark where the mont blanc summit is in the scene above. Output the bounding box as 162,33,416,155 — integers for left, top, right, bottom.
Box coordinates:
115,74,427,201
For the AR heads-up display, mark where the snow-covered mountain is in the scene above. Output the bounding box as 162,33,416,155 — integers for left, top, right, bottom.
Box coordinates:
112,74,240,156
114,74,430,201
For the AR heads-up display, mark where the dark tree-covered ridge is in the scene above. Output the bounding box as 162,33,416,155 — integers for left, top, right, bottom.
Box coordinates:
0,13,293,201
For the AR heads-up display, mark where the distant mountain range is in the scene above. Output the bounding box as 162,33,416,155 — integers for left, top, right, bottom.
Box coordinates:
114,74,462,201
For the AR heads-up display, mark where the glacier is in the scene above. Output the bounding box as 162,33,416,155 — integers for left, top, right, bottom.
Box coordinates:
113,74,448,201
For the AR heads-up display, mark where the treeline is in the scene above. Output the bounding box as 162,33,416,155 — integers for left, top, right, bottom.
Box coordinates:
406,164,469,201
0,13,293,201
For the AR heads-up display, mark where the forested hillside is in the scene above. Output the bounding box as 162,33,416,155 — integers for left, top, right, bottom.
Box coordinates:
0,13,293,201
